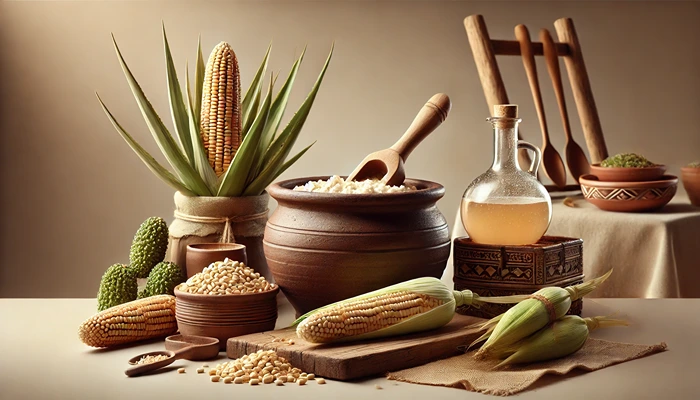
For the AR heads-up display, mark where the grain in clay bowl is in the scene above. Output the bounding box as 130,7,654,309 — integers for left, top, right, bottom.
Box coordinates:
173,261,279,350
264,176,451,317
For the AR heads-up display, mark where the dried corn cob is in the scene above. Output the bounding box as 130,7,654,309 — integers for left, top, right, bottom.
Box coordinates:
472,269,613,359
294,277,530,344
491,315,628,368
78,295,177,348
200,42,241,176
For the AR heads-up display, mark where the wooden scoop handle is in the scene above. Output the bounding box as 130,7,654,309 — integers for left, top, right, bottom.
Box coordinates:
125,347,192,377
390,93,451,161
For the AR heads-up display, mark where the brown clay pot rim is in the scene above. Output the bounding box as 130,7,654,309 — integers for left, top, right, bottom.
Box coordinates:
174,286,279,302
579,174,678,189
681,167,700,175
175,315,277,325
267,176,445,206
186,243,247,252
176,317,278,327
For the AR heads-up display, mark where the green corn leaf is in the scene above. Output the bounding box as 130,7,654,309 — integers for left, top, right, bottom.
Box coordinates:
244,141,315,196
112,34,212,196
241,43,271,130
242,81,263,140
97,93,197,196
194,35,205,121
185,63,218,192
217,74,274,197
259,44,334,173
162,25,194,164
259,47,305,160
248,71,280,183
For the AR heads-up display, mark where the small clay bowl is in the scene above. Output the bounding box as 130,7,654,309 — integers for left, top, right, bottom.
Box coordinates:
590,163,666,182
174,286,279,350
579,174,677,212
185,243,248,277
680,167,700,206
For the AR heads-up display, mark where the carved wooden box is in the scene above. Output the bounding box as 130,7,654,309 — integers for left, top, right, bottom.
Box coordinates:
453,236,584,319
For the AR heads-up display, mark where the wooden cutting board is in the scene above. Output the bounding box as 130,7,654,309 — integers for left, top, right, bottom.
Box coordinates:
227,313,485,380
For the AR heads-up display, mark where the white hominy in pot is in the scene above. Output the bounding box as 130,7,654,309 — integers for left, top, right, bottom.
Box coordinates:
293,175,416,194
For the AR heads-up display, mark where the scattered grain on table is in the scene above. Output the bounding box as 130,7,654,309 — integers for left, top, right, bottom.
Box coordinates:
205,349,324,387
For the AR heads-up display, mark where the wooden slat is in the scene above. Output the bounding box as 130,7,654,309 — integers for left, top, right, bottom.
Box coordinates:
554,17,608,162
227,313,485,381
492,39,571,56
464,14,532,169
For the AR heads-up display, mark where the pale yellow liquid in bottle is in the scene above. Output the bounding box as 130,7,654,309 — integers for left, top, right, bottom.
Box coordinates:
461,197,550,245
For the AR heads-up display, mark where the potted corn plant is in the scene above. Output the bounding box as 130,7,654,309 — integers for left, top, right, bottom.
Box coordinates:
97,27,333,278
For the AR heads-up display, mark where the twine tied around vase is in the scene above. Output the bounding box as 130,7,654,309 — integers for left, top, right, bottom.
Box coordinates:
173,209,269,243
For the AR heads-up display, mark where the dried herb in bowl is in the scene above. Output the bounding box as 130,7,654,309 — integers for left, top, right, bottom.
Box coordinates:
600,153,656,168
686,161,700,168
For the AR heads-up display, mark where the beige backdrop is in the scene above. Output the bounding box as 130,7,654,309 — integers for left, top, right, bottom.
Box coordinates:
1,1,698,297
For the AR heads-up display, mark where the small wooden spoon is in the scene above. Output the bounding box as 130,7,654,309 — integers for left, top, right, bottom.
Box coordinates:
125,335,219,377
515,24,567,189
540,28,590,182
347,93,451,186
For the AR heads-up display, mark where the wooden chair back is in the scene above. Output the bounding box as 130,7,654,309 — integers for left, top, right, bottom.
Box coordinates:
463,14,608,171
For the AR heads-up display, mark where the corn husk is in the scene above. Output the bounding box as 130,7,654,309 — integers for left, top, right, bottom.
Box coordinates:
293,277,530,344
472,269,613,358
492,315,628,368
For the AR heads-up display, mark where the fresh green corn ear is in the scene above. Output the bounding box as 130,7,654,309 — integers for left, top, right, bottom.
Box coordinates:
492,315,628,368
294,277,530,344
473,269,613,359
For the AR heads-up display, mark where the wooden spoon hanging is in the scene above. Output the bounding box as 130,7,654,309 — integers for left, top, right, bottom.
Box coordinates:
540,28,590,181
515,24,567,189
347,93,451,186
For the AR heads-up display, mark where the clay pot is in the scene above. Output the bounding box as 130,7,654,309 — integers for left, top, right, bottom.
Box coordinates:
174,287,278,350
681,167,700,206
590,163,666,182
264,176,451,316
579,174,677,212
185,243,248,277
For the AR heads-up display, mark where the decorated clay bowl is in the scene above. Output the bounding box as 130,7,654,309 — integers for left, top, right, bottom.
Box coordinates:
680,167,700,207
264,176,451,317
174,287,279,349
589,163,666,182
579,174,677,212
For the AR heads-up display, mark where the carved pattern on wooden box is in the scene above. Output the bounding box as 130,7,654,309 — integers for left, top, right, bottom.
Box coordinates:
453,236,585,319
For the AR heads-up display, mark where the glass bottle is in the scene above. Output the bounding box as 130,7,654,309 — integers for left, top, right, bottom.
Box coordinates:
461,105,552,245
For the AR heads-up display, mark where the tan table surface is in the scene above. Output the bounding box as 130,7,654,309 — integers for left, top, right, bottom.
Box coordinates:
447,194,700,298
1,298,697,399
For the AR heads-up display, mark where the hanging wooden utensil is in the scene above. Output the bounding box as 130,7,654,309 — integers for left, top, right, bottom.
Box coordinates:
515,24,567,189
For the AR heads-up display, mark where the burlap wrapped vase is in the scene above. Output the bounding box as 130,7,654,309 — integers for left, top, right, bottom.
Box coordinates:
167,191,270,280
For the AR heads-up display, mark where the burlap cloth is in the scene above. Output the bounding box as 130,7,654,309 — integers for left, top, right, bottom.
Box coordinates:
388,339,667,396
166,191,271,279
443,194,700,298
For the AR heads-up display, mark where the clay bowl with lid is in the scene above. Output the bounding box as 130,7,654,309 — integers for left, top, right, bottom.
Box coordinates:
579,174,677,212
174,286,279,350
590,163,666,182
264,176,451,317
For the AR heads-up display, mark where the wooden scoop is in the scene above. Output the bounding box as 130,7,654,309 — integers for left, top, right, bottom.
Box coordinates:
515,24,568,189
540,28,590,181
124,335,219,377
347,93,451,186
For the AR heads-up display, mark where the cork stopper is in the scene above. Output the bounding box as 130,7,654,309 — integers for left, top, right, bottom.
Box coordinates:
493,104,518,118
